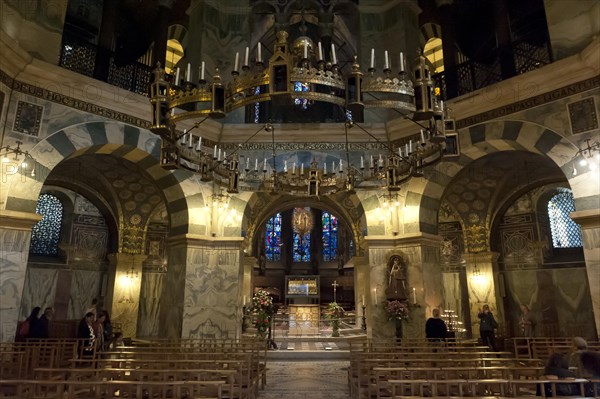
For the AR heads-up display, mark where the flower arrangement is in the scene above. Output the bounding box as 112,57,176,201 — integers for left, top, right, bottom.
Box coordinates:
385,300,410,321
324,302,345,319
249,290,275,338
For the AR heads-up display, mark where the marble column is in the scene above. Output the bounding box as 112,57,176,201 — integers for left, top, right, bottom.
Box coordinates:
571,210,600,338
159,235,244,339
106,253,147,339
463,252,501,336
353,256,369,334
0,210,41,342
364,233,443,340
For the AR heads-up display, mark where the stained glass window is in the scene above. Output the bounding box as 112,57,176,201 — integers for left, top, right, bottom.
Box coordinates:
548,190,582,248
265,212,282,261
293,231,311,262
30,194,63,256
254,86,261,124
322,211,338,261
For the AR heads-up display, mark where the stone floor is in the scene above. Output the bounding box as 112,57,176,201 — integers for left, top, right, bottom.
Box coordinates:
259,360,350,399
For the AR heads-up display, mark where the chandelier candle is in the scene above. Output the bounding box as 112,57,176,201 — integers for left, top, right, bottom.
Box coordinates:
257,42,262,63
399,52,405,72
384,50,389,70
175,67,180,85
200,61,205,81
370,48,375,69
318,42,323,61
234,52,239,72
331,43,337,64
244,47,249,67
196,136,202,151
186,63,191,81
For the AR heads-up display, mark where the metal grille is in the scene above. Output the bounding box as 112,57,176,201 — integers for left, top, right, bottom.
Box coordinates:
59,34,153,96
30,194,63,256
548,191,582,248
59,41,96,77
513,40,552,74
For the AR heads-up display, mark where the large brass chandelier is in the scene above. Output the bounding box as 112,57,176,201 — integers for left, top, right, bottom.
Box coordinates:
149,31,450,196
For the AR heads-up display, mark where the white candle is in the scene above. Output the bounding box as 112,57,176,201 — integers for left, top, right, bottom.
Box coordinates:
303,42,308,59
246,157,250,170
181,129,187,144
332,161,335,173
420,129,425,143
196,136,202,151
200,61,205,80
409,140,413,153
324,163,327,175
284,160,288,172
370,48,375,69
213,145,217,158
360,156,364,169
263,157,267,171
339,159,343,172
186,63,191,81
440,100,444,111
292,162,296,174
413,287,416,304
223,152,227,163
398,147,402,157
370,155,374,168
384,50,389,69
218,148,222,161
331,43,337,65
188,133,193,148
255,158,258,171
175,67,180,85
405,143,409,155
378,154,383,167
301,163,304,175
318,42,323,61
234,52,239,72
399,52,405,72
257,42,262,63
244,47,249,66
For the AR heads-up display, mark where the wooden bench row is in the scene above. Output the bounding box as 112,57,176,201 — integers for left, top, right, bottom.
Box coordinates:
0,378,226,399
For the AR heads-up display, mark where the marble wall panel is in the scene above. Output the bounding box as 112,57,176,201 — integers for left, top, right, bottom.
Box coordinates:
68,270,101,320
159,244,187,338
0,229,31,341
182,245,242,339
19,267,57,318
137,272,165,337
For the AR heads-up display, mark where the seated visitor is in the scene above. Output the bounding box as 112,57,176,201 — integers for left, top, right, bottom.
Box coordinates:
542,352,578,396
568,336,588,376
580,351,600,397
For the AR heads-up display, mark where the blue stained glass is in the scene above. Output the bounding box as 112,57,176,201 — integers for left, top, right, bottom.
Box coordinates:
322,211,338,261
548,191,582,248
265,213,282,261
293,231,310,262
30,194,63,256
254,86,261,124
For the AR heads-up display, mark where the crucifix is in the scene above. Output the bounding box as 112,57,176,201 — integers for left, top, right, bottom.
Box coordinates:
332,280,339,302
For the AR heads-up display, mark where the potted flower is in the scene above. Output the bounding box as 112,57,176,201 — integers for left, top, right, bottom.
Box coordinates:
384,300,410,339
324,302,345,337
249,290,275,339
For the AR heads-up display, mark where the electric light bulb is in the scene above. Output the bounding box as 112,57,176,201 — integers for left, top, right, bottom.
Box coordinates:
2,156,9,163
579,159,588,167
21,161,28,168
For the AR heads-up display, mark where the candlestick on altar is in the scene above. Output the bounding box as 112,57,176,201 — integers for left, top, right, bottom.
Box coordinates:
332,280,339,302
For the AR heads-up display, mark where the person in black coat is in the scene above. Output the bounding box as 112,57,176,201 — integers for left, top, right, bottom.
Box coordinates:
542,352,578,396
478,304,498,351
30,307,53,339
77,312,96,358
425,308,448,341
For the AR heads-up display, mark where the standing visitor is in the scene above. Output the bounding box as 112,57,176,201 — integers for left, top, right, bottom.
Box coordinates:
77,312,96,359
31,307,53,338
518,304,535,337
478,304,498,351
425,308,448,341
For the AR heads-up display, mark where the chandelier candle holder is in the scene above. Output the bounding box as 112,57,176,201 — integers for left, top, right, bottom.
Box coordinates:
1,141,37,177
571,138,600,176
150,30,449,195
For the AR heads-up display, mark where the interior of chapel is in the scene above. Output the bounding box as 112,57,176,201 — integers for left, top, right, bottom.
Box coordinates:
0,0,599,347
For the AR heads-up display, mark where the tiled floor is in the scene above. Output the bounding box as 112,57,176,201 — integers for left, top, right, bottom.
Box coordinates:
260,360,350,399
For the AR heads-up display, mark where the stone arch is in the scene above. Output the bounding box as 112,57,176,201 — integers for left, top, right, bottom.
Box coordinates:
407,120,579,235
8,121,193,236
419,22,442,48
242,191,366,258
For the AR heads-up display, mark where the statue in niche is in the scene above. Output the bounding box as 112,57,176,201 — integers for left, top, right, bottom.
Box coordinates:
386,256,408,300
258,249,266,276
